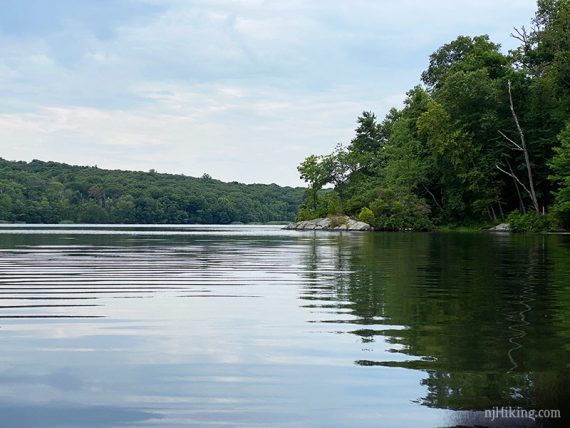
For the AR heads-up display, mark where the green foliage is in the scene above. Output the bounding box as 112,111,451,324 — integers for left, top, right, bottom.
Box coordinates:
295,2,570,230
326,196,342,216
549,122,570,227
295,206,319,221
0,159,304,224
421,35,507,90
349,111,383,155
357,207,375,225
367,189,433,231
296,187,343,221
507,211,552,232
328,215,348,228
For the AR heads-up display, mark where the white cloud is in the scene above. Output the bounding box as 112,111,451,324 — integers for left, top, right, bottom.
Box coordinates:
0,0,538,185
0,83,392,184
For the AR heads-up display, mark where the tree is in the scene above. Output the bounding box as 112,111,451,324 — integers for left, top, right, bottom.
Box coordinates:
294,2,570,228
549,123,570,226
496,81,541,213
422,35,508,90
297,146,355,215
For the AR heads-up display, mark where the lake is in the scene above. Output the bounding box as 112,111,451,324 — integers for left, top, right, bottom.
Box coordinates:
0,225,568,427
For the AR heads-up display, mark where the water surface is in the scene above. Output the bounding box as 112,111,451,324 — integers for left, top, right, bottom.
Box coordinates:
0,225,568,427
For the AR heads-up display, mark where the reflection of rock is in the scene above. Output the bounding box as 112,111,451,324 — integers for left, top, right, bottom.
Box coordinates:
284,216,372,231
488,223,510,232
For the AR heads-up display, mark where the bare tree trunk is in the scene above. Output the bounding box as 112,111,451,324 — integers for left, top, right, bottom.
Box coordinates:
498,203,505,220
507,80,540,213
490,205,498,221
507,159,526,213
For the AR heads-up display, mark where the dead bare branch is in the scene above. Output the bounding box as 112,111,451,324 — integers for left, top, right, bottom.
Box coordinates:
496,165,533,200
506,159,525,214
511,26,529,44
498,130,523,151
422,184,443,212
507,80,540,213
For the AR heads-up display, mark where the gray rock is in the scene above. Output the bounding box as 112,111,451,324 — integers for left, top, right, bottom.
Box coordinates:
345,219,371,231
284,216,372,232
488,223,510,232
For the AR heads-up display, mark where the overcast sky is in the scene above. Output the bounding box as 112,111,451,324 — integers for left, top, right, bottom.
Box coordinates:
0,0,537,186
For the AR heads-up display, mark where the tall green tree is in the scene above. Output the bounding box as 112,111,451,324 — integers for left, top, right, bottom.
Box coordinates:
549,123,570,226
296,1,570,229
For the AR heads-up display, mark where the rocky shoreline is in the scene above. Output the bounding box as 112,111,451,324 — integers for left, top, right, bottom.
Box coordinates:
487,223,510,232
284,216,372,231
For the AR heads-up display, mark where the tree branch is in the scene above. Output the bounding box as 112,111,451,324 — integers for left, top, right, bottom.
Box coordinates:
506,159,525,214
422,184,443,212
496,165,533,200
511,26,529,44
498,130,523,151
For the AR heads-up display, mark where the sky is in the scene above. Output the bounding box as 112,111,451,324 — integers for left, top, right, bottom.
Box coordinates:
0,0,538,186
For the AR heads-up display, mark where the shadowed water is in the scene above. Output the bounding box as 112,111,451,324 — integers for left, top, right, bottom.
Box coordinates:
0,225,568,427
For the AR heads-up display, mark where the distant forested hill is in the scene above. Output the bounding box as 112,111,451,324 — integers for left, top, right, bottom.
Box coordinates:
0,158,304,224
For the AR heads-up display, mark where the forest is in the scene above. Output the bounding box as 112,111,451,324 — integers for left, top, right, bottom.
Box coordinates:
296,0,570,231
0,158,303,224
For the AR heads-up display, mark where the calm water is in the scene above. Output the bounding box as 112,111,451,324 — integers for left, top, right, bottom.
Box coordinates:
0,225,568,427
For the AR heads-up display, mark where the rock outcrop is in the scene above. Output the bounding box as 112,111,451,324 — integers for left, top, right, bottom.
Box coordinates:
488,223,510,232
284,216,372,231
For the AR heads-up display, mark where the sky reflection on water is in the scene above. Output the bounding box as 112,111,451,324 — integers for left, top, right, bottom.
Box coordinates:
0,226,568,427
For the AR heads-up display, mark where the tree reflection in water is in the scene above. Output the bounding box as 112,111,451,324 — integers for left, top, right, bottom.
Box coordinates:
299,232,570,426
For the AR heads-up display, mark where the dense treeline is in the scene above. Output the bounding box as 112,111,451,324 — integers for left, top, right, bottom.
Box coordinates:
0,159,303,224
297,0,570,231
